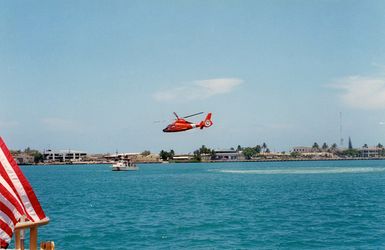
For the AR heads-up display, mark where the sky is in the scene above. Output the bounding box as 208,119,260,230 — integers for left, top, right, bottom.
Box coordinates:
1,0,385,154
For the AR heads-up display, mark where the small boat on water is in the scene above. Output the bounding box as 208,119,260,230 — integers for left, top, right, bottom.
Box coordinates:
111,160,138,171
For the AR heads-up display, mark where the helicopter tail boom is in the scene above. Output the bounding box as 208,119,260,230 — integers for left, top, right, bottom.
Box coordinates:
199,113,213,129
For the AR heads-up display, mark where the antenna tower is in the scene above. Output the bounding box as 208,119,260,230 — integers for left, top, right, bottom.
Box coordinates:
339,112,344,147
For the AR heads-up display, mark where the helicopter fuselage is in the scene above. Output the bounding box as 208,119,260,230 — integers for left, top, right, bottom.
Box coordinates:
163,119,197,132
163,113,213,133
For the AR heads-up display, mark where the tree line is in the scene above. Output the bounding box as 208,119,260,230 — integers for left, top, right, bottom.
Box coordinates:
159,143,271,161
10,147,44,163
308,137,385,157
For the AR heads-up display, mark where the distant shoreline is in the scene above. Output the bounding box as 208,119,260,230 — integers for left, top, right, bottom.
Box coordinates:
171,157,385,164
18,157,385,166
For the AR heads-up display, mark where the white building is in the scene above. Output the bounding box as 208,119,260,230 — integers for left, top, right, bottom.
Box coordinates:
172,155,195,162
105,153,140,161
292,147,315,153
213,149,241,161
358,147,383,158
43,149,87,162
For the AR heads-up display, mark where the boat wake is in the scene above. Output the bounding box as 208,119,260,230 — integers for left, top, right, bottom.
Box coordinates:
211,167,385,175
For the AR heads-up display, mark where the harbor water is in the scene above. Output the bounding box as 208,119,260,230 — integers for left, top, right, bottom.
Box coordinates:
16,160,385,249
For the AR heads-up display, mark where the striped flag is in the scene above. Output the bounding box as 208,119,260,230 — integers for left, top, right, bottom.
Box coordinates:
0,137,46,249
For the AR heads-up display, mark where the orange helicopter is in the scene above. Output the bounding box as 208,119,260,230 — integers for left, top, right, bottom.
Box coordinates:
163,112,213,133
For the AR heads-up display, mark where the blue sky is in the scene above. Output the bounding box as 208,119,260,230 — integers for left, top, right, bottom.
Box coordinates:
1,1,385,153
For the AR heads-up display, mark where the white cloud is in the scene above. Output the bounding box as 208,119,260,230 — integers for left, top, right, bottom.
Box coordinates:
153,78,242,102
330,75,385,109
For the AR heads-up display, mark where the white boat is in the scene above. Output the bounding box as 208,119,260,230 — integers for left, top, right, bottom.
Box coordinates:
111,160,138,171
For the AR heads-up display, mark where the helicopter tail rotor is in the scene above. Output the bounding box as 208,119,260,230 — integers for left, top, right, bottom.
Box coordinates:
199,113,213,129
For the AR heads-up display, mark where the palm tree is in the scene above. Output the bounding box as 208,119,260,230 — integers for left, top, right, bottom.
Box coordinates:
312,142,320,152
330,143,338,152
322,143,328,151
348,137,353,149
262,142,267,153
159,150,168,161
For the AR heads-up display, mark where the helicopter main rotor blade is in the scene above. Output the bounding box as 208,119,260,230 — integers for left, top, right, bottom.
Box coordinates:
153,120,167,124
183,112,204,119
173,112,179,119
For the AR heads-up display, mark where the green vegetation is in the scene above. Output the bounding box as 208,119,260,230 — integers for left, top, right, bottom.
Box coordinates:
240,143,269,160
33,152,44,163
141,150,151,156
159,150,175,161
340,149,359,157
11,147,44,164
242,147,256,160
193,145,214,162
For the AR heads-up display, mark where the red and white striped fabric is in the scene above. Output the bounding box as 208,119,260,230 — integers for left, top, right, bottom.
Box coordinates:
0,137,46,249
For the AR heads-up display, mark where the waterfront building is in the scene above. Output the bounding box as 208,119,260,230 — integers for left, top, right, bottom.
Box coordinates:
358,147,384,158
259,151,290,159
200,153,212,162
14,153,34,165
172,154,195,162
105,153,160,163
213,149,241,161
292,146,315,153
136,154,160,163
43,149,87,162
291,146,335,158
105,153,140,160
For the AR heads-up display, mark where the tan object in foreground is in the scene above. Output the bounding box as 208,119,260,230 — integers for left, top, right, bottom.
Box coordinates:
14,218,53,250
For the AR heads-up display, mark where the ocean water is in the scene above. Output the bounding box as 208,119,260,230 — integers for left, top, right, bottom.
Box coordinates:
13,160,385,249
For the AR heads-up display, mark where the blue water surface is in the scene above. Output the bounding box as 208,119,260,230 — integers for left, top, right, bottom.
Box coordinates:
14,161,385,249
